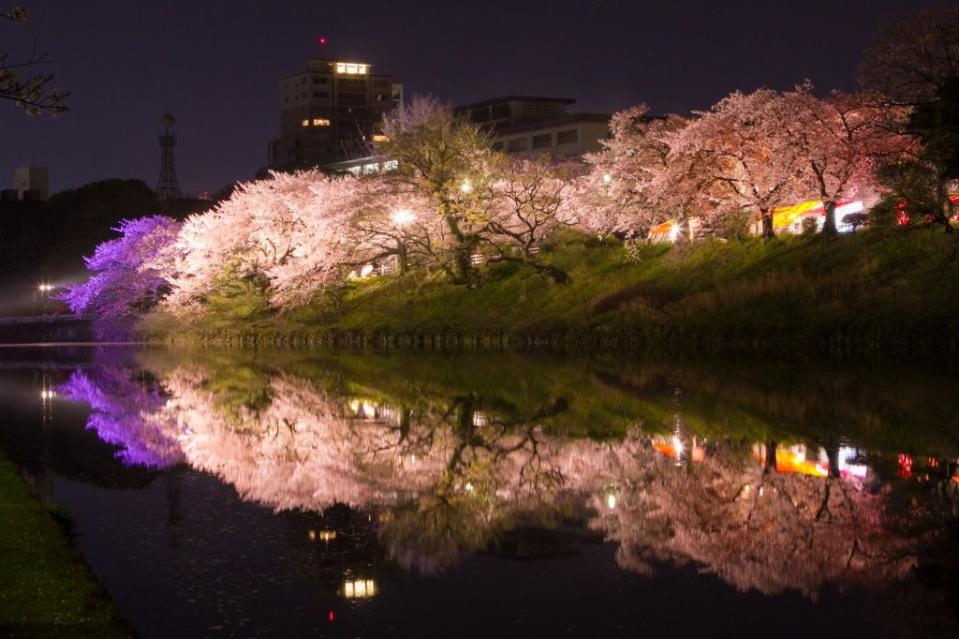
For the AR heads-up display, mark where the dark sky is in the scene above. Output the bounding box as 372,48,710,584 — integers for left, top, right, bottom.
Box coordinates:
0,0,948,195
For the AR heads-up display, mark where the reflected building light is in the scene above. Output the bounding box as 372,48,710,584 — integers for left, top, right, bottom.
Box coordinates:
348,399,361,415
318,530,336,542
671,434,684,458
464,481,474,493
343,578,377,599
361,401,377,419
472,411,488,427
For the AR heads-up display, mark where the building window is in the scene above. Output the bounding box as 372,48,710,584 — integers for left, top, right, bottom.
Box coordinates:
491,103,510,120
313,91,330,99
557,129,579,145
313,118,331,126
506,138,528,153
532,133,552,149
336,62,368,75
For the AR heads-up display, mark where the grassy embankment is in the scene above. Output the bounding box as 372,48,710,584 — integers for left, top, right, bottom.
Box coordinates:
0,457,130,637
146,226,959,354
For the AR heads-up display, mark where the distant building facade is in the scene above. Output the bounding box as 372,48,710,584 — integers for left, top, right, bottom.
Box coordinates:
268,58,403,171
454,97,610,157
11,166,49,201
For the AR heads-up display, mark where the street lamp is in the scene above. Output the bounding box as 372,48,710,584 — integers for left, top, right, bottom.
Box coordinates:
602,173,612,186
389,210,415,273
36,282,55,315
391,209,415,226
460,179,473,194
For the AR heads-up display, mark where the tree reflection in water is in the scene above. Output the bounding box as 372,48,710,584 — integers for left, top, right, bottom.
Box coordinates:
57,367,183,469
60,351,959,613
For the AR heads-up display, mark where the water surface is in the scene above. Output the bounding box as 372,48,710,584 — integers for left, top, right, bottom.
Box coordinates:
1,346,957,638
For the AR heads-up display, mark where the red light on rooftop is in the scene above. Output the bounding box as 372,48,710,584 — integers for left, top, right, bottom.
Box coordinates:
318,35,328,46
328,610,334,622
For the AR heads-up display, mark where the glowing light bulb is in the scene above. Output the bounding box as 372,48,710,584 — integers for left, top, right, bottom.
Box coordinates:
606,493,617,510
391,209,415,226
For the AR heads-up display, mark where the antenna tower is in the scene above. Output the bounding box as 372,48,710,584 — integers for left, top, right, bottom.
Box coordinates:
156,113,183,199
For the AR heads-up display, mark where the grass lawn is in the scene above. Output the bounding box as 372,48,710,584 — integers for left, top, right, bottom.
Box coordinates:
146,226,959,352
0,457,130,638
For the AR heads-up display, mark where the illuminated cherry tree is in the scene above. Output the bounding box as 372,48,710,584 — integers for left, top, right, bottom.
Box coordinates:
379,96,495,284
782,85,912,234
581,105,689,236
58,215,182,317
164,171,363,313
667,89,807,238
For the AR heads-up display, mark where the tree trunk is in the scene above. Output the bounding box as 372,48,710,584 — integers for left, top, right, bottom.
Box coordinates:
826,443,841,479
764,441,778,473
396,241,408,273
822,200,838,237
399,407,411,441
760,209,775,239
442,209,474,283
936,178,955,233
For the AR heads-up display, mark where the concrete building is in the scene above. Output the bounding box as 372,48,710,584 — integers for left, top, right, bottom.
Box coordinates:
454,97,610,157
12,166,49,201
268,58,403,170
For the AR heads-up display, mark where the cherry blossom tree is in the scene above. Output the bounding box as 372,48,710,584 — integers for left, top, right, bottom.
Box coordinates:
668,89,806,239
379,96,494,284
781,86,913,235
482,156,578,282
1,6,68,114
582,105,688,236
58,215,181,317
163,171,362,314
345,180,449,274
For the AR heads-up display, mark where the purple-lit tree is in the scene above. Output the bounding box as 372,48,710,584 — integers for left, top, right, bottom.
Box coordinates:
58,215,182,317
57,367,183,468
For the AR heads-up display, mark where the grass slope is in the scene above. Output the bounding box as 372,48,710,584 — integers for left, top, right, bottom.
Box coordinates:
153,227,959,352
0,457,130,638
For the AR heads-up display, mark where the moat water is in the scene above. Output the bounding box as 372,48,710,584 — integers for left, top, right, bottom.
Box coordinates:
1,345,957,638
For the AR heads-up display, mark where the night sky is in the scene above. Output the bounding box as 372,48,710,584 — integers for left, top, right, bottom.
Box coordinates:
0,0,948,195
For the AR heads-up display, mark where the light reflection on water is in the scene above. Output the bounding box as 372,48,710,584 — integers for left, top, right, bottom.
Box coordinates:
2,346,959,637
